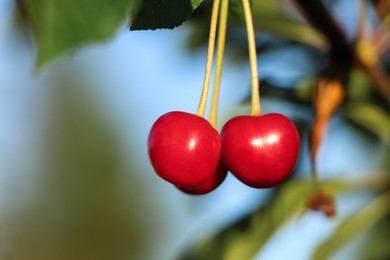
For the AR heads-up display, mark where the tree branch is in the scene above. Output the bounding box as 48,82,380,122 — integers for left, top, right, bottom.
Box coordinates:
292,0,390,103
292,0,353,63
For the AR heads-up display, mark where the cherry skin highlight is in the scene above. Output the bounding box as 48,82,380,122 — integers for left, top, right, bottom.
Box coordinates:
221,113,300,188
178,159,228,195
148,111,221,189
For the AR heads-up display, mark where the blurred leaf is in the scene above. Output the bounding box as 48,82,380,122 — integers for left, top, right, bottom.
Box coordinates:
193,0,326,50
21,0,137,67
21,0,203,66
344,102,390,145
221,181,313,260
356,39,379,66
376,0,390,20
362,217,390,260
240,0,327,50
312,190,390,260
347,69,390,109
242,80,314,105
229,0,252,17
181,176,390,260
356,45,390,103
130,0,203,30
0,71,165,260
310,79,344,166
347,69,373,101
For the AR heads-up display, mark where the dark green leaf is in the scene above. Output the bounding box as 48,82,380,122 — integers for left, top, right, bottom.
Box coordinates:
22,0,136,67
130,0,202,30
312,190,390,260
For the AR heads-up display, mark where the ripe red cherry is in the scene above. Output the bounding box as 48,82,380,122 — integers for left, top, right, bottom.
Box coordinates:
221,113,300,188
148,111,221,189
178,159,227,195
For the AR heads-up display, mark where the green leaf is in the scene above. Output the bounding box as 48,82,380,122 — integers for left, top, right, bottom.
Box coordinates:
181,180,313,260
181,176,389,260
191,0,203,10
362,217,390,260
130,0,203,30
22,0,136,67
229,0,251,17
221,181,313,260
229,0,326,50
343,102,390,145
312,190,390,260
0,71,162,259
347,69,373,101
128,0,142,22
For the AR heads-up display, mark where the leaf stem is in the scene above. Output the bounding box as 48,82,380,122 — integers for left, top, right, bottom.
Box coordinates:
242,0,261,116
196,0,221,117
209,0,229,128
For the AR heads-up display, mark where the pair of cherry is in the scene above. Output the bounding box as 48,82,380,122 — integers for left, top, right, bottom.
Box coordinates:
147,111,300,195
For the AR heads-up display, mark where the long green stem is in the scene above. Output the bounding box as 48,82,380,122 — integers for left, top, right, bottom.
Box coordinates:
242,0,261,116
196,0,221,117
209,0,229,128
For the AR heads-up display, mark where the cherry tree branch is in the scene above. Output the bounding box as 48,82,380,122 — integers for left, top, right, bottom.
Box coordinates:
292,0,353,63
292,0,390,103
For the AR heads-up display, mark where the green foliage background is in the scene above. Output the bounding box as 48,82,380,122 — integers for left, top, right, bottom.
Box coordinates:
4,0,390,259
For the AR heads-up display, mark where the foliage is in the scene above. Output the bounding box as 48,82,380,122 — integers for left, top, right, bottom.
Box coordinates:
19,0,203,66
181,176,389,260
312,190,390,260
14,0,390,259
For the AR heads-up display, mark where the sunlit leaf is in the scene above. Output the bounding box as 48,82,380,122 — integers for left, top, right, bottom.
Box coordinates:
180,176,390,260
181,180,312,260
21,0,203,66
312,190,390,260
191,0,203,10
21,0,136,67
229,0,327,50
343,102,390,145
362,217,390,260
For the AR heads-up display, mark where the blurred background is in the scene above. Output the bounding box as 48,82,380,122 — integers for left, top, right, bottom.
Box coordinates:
0,0,389,259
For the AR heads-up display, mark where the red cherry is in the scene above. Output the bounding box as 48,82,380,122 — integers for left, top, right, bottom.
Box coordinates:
148,111,221,189
178,159,228,195
221,113,300,188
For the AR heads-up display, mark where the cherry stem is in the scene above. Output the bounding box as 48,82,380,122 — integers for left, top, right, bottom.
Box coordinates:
196,0,221,118
209,0,229,128
242,0,261,116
